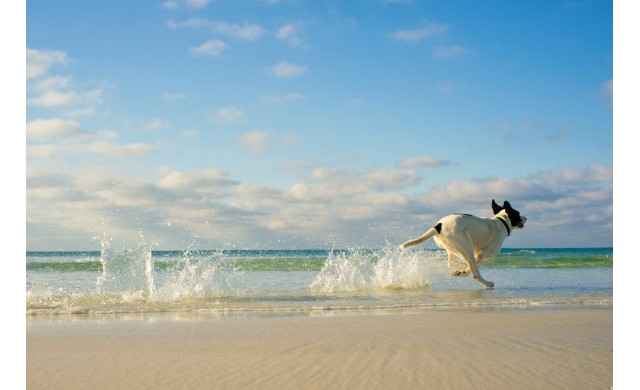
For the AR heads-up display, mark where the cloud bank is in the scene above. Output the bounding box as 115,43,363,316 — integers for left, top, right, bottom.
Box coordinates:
26,158,612,250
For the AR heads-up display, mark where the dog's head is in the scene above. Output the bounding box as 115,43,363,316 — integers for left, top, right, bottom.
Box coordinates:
492,199,526,229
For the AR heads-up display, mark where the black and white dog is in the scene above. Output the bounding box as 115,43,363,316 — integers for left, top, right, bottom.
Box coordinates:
399,200,526,289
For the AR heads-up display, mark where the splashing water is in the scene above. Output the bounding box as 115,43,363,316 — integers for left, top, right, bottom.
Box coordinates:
96,235,154,296
26,240,613,315
152,251,242,301
309,246,451,293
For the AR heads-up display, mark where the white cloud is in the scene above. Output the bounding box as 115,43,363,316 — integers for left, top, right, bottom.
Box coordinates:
28,139,156,159
289,166,421,201
143,119,169,130
419,164,612,220
76,88,104,107
235,184,283,199
87,141,156,157
259,92,305,104
169,18,265,41
213,21,265,41
161,0,209,9
160,1,178,10
26,48,67,79
279,161,314,171
237,130,298,154
398,156,451,168
392,23,449,42
339,192,411,220
166,18,208,29
423,176,545,210
156,169,234,193
27,90,76,107
27,123,156,158
215,107,246,123
25,161,613,249
178,129,200,138
391,24,472,63
184,0,210,8
28,86,104,110
238,130,270,153
66,107,98,118
491,120,538,133
534,164,612,187
26,166,243,249
364,169,420,191
276,23,304,46
30,76,72,92
26,118,85,141
190,39,227,57
26,50,106,116
432,45,473,60
268,61,307,78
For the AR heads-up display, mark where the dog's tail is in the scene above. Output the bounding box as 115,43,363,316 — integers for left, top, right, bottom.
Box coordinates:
398,223,441,249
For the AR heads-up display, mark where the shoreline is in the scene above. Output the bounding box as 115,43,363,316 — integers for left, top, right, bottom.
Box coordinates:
26,301,613,321
27,306,612,390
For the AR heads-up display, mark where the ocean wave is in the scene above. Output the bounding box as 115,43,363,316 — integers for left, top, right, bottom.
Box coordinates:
26,248,613,273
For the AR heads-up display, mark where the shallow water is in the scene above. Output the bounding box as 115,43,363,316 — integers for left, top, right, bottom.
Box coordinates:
26,244,612,315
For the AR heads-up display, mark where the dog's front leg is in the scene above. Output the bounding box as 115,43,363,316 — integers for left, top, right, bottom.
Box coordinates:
460,249,494,289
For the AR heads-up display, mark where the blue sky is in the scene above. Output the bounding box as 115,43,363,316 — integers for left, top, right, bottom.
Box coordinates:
23,0,613,250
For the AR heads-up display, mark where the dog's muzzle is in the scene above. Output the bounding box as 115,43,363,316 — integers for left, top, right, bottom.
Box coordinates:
518,218,527,228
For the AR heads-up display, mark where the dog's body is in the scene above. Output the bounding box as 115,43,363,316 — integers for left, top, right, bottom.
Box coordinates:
399,200,526,289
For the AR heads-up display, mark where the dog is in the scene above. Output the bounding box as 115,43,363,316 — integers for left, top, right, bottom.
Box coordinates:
399,200,526,289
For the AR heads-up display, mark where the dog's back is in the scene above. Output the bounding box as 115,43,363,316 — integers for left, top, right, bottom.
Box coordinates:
434,214,505,251
400,214,503,250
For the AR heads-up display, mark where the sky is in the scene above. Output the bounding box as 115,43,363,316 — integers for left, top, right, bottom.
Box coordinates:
23,0,614,250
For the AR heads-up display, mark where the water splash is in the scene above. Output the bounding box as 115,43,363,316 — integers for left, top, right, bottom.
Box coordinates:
151,250,243,301
309,246,451,293
96,232,154,295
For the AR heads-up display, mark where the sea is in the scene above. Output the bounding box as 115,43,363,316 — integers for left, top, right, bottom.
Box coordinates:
26,241,613,317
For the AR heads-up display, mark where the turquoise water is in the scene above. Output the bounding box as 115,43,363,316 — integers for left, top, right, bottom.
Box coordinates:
26,245,612,315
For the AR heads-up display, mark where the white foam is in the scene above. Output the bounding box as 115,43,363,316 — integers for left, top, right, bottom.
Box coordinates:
309,247,451,293
151,253,242,301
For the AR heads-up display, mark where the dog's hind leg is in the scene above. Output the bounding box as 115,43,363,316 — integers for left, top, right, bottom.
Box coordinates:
448,252,469,277
447,251,456,268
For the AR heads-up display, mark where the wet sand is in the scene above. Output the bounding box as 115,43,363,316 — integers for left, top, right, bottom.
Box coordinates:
27,308,612,389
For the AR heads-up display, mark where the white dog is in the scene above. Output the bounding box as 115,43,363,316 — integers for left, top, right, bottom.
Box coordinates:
399,200,526,289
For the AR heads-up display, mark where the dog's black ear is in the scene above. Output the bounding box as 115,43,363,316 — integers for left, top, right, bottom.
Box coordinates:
503,201,512,211
492,199,503,215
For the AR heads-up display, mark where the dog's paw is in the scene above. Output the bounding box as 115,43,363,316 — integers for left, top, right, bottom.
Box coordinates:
452,270,469,277
484,281,495,289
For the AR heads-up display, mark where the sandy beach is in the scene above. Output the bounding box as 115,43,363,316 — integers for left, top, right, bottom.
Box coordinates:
26,308,612,390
